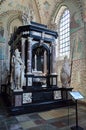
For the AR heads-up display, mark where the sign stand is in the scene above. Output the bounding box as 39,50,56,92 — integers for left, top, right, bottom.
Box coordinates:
69,91,84,130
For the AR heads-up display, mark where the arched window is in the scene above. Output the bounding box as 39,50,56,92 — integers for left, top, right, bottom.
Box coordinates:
59,9,70,58
55,6,70,59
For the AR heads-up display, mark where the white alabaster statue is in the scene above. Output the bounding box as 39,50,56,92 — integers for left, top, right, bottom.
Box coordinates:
22,8,34,25
11,49,25,90
60,56,71,88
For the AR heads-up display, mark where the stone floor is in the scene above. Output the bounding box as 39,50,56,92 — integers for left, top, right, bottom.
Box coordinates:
0,97,86,130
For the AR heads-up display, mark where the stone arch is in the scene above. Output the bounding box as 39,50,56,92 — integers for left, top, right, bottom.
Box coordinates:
2,10,23,79
49,0,84,59
49,0,84,26
6,10,23,35
55,5,69,28
32,42,50,53
32,43,50,74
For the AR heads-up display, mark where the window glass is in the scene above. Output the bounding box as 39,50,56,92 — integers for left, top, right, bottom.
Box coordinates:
59,9,70,58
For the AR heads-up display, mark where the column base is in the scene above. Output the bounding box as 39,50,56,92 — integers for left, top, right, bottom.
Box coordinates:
50,73,57,75
13,88,23,92
71,126,84,130
25,73,33,87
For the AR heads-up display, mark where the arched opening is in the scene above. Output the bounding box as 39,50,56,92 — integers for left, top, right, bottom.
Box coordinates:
55,6,70,59
32,43,50,75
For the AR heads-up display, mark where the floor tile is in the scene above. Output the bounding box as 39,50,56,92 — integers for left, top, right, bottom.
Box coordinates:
20,120,37,129
0,96,86,130
16,114,30,122
6,123,22,130
29,113,42,120
28,124,57,130
51,121,67,128
34,119,46,125
0,127,7,130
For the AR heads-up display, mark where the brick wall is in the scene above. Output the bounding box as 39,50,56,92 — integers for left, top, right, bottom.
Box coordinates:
57,59,86,102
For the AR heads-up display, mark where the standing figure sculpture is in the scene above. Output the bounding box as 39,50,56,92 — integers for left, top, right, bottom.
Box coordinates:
60,56,71,88
11,49,25,90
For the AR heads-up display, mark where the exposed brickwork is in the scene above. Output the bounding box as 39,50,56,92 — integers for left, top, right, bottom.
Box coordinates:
57,59,86,102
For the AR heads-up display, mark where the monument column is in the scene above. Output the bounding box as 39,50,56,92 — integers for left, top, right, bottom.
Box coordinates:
51,39,57,74
27,37,33,74
44,51,47,74
50,39,57,87
26,37,33,86
34,54,37,71
21,37,25,62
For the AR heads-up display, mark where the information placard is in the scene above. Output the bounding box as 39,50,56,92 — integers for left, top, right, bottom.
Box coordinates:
69,91,84,100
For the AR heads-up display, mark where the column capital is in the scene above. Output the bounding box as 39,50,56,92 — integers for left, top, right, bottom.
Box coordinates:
27,37,33,42
21,37,26,40
21,37,26,45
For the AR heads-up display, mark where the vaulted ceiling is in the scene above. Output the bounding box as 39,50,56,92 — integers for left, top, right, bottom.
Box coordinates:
0,0,85,26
